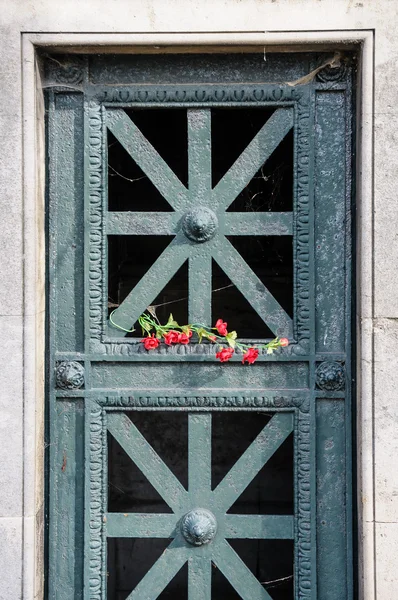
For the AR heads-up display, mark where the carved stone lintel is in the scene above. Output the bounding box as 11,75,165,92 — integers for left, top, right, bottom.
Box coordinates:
182,207,218,243
55,361,85,390
315,361,345,391
181,508,217,546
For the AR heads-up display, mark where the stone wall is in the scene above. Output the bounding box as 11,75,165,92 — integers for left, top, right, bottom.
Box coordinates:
0,1,397,598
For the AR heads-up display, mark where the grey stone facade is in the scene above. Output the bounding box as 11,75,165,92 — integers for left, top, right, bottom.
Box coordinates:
0,1,397,598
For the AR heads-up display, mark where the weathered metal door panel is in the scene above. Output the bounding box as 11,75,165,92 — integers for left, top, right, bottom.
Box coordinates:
46,52,354,599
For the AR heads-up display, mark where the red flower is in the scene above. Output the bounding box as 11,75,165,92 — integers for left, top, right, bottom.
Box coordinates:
142,334,160,350
208,335,217,342
279,338,289,347
178,332,190,345
163,330,180,345
215,319,228,336
216,347,234,362
242,347,259,365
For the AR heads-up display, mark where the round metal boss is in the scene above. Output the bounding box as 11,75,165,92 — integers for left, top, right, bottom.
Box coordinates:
55,361,85,390
182,207,218,243
180,508,217,546
315,361,345,391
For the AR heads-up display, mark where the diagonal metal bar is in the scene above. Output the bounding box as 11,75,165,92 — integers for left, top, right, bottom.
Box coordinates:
213,413,294,512
212,539,273,600
126,538,188,600
212,237,293,337
188,555,212,600
107,413,189,513
224,514,294,539
223,212,293,236
109,236,190,335
188,109,212,204
106,109,189,212
212,108,294,210
105,513,177,538
188,253,212,324
106,212,180,235
188,414,212,503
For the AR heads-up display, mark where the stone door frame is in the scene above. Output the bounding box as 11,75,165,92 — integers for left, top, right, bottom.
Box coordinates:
21,30,374,599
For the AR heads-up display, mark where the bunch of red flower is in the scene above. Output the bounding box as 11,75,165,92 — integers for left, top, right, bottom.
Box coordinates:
215,319,228,336
141,329,192,350
141,316,289,364
214,318,288,364
163,330,192,345
215,346,261,364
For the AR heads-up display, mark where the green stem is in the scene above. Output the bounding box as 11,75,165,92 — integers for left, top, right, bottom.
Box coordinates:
109,310,135,333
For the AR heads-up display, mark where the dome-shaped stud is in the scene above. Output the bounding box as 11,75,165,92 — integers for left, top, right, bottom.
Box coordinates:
180,508,217,546
315,361,345,391
55,361,85,390
182,207,218,243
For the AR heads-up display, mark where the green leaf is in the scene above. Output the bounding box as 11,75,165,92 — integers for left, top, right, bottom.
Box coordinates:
166,313,179,328
141,320,152,333
226,330,237,348
267,347,274,355
196,327,206,344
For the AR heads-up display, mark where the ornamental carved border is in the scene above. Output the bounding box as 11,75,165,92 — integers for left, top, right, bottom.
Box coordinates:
87,400,104,600
85,85,311,358
99,394,306,408
85,395,312,599
97,84,297,105
86,100,104,343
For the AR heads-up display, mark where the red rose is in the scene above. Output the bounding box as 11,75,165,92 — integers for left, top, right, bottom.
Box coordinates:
216,347,234,362
242,347,259,365
142,334,160,350
279,338,289,347
178,332,190,345
208,335,217,342
215,319,228,336
163,330,180,345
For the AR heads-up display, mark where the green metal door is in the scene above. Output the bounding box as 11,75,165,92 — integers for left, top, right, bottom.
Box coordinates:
46,51,354,599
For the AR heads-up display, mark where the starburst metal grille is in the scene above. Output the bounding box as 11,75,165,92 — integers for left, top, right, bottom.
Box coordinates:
106,412,294,599
105,108,294,338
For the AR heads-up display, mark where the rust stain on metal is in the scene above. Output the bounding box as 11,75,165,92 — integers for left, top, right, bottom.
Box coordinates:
61,451,67,472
